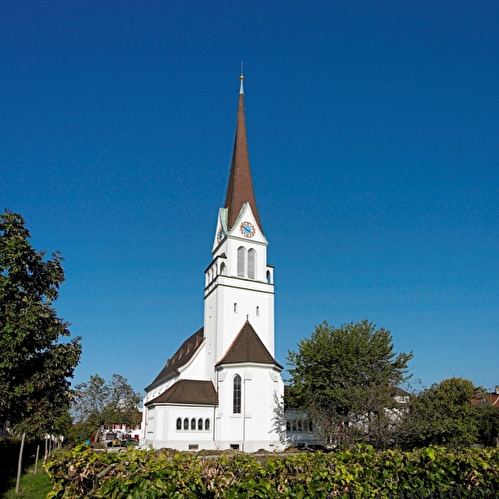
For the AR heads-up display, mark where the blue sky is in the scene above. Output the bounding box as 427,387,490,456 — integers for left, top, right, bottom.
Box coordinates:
2,1,498,395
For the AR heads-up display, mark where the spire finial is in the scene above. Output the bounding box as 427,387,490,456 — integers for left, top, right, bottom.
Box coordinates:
239,61,244,95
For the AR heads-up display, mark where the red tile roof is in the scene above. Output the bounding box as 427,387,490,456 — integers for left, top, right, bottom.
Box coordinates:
146,379,218,406
216,319,283,369
472,391,499,406
145,328,204,391
224,76,263,233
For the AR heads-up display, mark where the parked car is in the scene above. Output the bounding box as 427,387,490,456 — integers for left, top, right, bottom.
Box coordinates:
121,438,137,447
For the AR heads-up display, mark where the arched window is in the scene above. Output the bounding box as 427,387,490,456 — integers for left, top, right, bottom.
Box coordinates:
198,418,203,430
183,418,189,430
191,418,196,430
205,419,210,431
233,374,242,414
266,270,272,284
237,247,245,277
248,249,256,279
220,262,226,275
176,418,182,430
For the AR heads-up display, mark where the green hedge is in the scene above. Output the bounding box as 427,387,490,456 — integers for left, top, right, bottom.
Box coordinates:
45,445,499,499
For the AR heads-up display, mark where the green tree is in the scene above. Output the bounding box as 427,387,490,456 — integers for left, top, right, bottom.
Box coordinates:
0,210,81,435
72,374,141,441
286,320,413,448
476,399,499,447
399,377,482,448
477,396,499,447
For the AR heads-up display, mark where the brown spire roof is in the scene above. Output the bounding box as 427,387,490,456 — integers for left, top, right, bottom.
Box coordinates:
145,328,204,391
146,380,218,406
224,75,263,233
216,320,282,369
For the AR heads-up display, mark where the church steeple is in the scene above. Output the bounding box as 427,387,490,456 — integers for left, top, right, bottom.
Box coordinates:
224,73,263,233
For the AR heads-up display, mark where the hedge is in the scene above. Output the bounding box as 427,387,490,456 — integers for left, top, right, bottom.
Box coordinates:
45,444,499,498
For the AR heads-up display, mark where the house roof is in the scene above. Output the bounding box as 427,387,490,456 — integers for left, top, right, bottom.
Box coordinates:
392,386,411,398
224,75,263,233
216,319,283,369
146,379,218,406
145,328,204,391
472,390,499,406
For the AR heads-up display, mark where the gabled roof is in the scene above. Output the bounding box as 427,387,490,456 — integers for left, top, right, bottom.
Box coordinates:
392,386,411,398
224,75,263,233
146,328,204,391
146,379,218,406
472,391,499,406
216,319,283,369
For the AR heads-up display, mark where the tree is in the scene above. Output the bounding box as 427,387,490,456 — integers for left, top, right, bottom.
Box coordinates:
0,210,81,435
286,320,413,448
72,374,141,441
476,399,499,447
399,377,485,448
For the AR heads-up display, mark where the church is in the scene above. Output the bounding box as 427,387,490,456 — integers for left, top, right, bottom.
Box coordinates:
140,74,286,452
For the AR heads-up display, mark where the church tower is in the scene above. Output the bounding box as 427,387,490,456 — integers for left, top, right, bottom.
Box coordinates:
142,73,284,452
204,74,275,372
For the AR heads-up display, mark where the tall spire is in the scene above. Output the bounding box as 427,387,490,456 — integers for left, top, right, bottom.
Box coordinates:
224,72,263,233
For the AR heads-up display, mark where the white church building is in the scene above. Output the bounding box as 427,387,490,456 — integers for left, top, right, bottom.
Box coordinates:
140,74,286,452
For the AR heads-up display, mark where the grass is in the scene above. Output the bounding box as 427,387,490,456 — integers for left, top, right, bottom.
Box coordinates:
1,463,52,499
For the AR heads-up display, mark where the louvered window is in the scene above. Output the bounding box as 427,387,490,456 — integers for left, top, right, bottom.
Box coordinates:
237,247,245,277
248,249,255,279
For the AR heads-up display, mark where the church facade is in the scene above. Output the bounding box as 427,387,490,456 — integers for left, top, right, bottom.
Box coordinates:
140,75,285,452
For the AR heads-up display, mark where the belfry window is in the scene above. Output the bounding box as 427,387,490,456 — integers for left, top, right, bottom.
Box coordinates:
248,249,255,279
237,247,245,277
233,374,242,414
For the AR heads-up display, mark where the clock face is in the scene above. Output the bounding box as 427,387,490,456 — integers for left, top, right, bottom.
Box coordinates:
217,228,224,242
239,221,255,238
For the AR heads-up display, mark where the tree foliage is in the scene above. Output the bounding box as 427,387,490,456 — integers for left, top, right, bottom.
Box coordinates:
399,377,497,448
286,320,413,448
72,374,141,441
476,400,499,447
0,210,81,435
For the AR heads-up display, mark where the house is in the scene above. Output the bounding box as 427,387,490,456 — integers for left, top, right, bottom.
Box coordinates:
140,73,285,452
472,386,499,406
